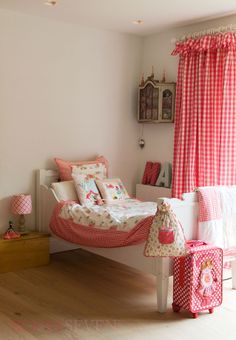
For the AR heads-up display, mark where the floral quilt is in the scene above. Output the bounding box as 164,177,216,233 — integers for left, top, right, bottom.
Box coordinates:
59,199,157,232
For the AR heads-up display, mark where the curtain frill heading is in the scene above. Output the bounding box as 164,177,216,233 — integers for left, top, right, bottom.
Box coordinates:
172,32,236,55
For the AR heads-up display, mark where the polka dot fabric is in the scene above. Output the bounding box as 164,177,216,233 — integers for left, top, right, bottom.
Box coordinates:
173,242,223,317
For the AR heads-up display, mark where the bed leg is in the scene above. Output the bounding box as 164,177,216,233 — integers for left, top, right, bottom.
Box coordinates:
232,259,236,290
156,257,170,313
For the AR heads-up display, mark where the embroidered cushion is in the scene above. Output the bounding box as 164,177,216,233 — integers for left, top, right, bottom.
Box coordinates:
54,156,108,181
96,178,130,202
72,173,103,206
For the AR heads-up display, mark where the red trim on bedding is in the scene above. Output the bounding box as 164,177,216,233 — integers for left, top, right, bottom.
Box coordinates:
50,202,154,248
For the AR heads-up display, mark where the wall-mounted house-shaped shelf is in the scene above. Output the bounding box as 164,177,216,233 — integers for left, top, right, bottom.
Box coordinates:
138,80,176,123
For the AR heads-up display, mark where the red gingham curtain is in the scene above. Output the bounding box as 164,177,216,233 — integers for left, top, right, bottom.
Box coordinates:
171,32,236,198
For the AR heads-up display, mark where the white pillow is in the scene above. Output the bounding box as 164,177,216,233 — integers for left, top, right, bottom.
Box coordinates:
51,181,78,202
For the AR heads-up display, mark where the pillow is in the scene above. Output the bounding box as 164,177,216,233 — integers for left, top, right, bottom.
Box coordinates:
54,156,108,181
71,162,106,180
51,181,78,202
72,173,103,206
96,178,130,202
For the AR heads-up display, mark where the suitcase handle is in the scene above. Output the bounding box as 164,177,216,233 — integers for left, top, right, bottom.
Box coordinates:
186,240,207,247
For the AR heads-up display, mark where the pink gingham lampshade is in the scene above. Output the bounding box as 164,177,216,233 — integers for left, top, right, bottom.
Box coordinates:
11,194,32,215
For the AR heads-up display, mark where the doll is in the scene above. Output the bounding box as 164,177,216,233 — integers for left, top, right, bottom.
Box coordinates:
3,221,21,240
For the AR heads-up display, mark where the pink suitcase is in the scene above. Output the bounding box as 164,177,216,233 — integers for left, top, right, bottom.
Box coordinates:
172,240,223,318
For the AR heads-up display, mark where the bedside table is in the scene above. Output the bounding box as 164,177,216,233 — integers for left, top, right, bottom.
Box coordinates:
0,232,50,273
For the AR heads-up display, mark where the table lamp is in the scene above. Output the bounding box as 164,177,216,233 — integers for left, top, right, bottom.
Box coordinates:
11,194,32,233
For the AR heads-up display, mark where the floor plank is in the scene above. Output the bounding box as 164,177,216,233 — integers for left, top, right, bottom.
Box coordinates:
0,249,235,340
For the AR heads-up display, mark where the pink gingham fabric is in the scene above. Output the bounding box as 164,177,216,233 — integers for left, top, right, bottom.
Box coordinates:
11,194,32,214
197,188,222,222
50,202,153,248
197,186,236,265
171,33,236,198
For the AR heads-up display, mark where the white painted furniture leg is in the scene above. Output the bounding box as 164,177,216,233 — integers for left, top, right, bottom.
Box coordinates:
156,257,170,313
232,259,236,289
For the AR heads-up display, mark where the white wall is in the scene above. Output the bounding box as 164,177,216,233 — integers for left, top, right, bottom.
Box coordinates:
139,14,236,181
0,9,143,231
2,8,236,232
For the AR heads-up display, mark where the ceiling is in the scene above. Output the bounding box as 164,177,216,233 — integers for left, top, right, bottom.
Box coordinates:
0,0,236,36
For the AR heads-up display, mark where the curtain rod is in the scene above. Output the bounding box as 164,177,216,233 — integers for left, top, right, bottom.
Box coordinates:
172,24,236,43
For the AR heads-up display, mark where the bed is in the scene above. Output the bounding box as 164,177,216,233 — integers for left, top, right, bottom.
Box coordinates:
36,169,236,313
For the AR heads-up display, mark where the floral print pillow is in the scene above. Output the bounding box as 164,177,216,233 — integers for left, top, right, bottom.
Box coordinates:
71,162,107,179
96,178,130,202
72,173,103,207
55,156,108,181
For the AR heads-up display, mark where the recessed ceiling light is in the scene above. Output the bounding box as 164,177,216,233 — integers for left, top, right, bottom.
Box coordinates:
44,1,57,6
132,20,144,25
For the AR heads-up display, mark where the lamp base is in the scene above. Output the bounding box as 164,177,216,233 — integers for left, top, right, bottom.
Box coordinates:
18,214,27,233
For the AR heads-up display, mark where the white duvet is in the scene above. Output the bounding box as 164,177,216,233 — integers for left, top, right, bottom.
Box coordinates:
59,199,156,231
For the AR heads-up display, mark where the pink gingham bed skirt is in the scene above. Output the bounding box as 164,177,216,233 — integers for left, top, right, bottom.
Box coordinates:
50,202,154,248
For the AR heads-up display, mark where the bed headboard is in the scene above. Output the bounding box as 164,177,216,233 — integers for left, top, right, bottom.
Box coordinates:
36,169,60,232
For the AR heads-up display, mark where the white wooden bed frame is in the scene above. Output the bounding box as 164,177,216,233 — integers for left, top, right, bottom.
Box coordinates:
36,169,236,313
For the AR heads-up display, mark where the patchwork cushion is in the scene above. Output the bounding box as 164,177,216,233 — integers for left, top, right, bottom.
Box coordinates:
96,178,130,202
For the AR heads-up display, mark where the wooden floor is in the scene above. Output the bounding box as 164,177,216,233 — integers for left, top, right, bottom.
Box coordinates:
0,249,235,340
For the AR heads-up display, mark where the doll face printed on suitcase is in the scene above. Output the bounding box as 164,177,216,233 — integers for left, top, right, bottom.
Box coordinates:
173,242,223,318
198,260,217,302
192,251,222,311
